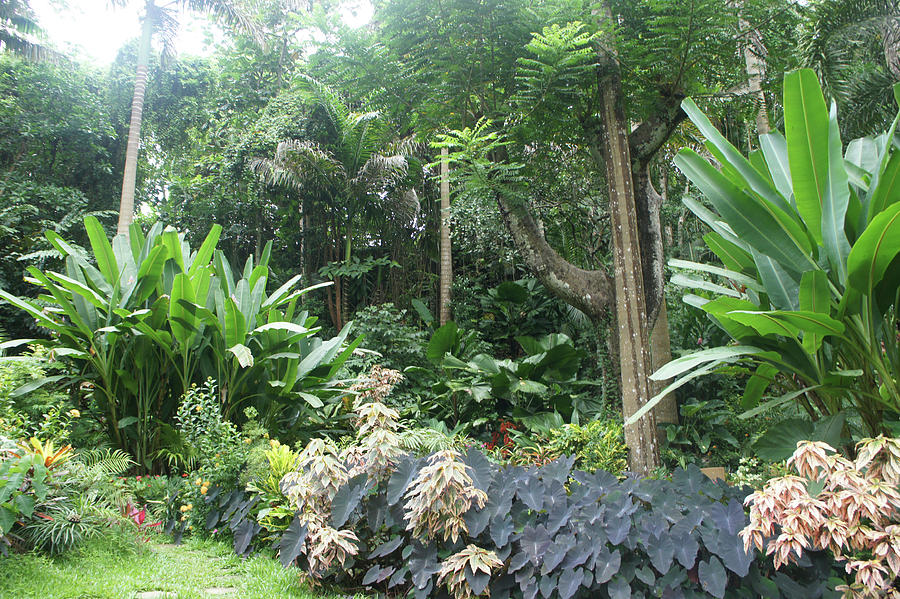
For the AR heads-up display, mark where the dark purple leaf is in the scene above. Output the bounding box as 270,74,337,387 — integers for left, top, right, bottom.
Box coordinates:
594,548,621,584
520,524,552,565
699,556,727,599
276,516,307,568
607,575,631,599
558,567,584,599
331,472,368,528
369,535,404,558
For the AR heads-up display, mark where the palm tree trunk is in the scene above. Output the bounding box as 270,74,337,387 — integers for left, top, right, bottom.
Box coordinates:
439,147,453,326
596,2,660,475
117,12,154,238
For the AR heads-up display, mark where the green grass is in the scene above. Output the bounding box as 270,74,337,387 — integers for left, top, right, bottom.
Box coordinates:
0,533,360,599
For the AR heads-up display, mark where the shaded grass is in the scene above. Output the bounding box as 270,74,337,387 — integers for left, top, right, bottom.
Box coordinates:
0,533,360,599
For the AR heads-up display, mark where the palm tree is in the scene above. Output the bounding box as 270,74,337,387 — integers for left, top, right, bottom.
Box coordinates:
251,76,418,328
113,0,261,239
0,0,57,60
801,0,900,135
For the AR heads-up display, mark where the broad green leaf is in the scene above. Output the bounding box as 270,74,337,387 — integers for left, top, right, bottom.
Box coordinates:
223,297,247,349
866,113,900,221
847,202,900,295
753,252,800,311
701,296,760,339
681,98,792,214
723,310,800,338
84,216,118,285
628,361,723,426
162,228,185,273
252,322,311,336
821,102,852,283
10,375,67,398
670,273,742,298
669,259,763,292
169,273,197,347
759,132,793,203
228,343,254,368
741,364,779,409
784,69,829,242
703,232,756,274
867,150,900,220
0,289,59,330
187,224,221,277
427,321,459,363
800,270,832,352
650,345,767,381
260,274,304,310
741,387,818,419
683,196,747,250
675,150,815,275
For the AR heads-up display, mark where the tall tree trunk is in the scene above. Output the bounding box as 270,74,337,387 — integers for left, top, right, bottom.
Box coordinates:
650,299,679,425
439,147,453,326
737,5,770,135
116,11,154,239
596,3,660,475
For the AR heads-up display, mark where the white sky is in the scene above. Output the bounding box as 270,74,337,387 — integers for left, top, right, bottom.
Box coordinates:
29,0,373,66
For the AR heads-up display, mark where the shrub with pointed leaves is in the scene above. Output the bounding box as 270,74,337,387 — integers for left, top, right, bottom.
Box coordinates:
742,437,900,597
437,544,503,599
404,449,488,543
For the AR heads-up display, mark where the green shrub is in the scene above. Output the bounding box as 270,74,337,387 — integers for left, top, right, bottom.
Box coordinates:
546,419,628,475
0,218,359,469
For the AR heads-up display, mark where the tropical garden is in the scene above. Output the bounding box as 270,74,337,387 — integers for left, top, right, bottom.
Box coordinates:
1,0,900,597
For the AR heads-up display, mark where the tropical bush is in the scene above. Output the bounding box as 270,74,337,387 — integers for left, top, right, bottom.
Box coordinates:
259,398,840,598
0,218,359,468
639,69,900,454
0,438,136,555
742,437,900,598
545,419,628,475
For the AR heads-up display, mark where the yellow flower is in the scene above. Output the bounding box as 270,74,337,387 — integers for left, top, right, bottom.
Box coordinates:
188,525,193,530
195,478,203,486
270,439,279,448
67,409,80,418
244,438,252,444
200,486,208,495
215,463,220,468
186,503,193,510
180,515,187,521
195,405,202,412
180,505,188,513
204,481,210,487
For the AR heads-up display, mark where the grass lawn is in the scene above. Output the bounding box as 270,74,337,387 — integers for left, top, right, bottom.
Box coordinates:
0,534,361,599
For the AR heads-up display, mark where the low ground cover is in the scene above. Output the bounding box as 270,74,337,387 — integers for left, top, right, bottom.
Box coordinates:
0,535,359,599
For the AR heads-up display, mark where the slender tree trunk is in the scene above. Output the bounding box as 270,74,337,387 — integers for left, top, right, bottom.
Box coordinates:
117,11,154,239
439,147,453,326
596,2,660,475
736,3,770,135
650,299,678,425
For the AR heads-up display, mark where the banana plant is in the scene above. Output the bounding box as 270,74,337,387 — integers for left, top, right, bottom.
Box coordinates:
0,218,359,468
628,69,900,446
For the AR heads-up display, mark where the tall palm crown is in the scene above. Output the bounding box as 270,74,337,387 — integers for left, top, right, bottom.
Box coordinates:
801,0,900,135
112,0,262,239
252,75,419,256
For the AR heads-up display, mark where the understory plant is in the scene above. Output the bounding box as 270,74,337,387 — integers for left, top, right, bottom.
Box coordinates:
742,437,900,598
637,69,900,448
0,218,359,468
227,391,841,598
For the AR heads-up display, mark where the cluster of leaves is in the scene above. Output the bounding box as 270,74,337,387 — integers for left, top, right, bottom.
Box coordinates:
743,437,900,597
544,420,629,476
409,319,590,434
0,218,359,468
649,69,900,448
1,438,137,556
